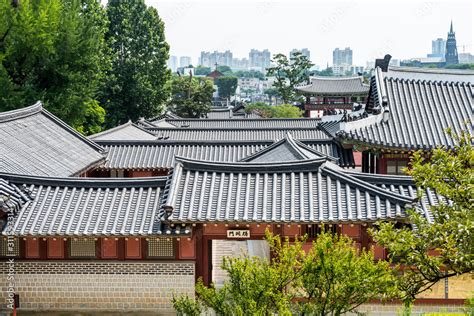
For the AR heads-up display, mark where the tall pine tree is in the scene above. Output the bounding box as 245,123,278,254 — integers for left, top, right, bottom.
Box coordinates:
103,0,170,127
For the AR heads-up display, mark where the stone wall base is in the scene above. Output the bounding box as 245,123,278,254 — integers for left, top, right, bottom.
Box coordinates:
0,261,194,311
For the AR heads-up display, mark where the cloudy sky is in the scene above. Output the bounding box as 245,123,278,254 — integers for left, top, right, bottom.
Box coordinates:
145,0,472,67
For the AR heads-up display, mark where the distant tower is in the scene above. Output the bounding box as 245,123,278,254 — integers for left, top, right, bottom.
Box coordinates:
445,21,459,65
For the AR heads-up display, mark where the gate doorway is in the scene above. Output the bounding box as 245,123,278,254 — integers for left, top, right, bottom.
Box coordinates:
211,239,270,287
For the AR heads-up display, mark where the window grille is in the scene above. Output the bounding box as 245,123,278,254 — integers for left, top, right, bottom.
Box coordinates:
305,224,337,238
0,237,19,257
147,239,174,258
70,238,96,257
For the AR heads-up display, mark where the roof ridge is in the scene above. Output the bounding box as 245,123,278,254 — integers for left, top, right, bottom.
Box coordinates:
0,173,167,188
389,66,474,75
0,101,43,123
346,171,415,185
285,133,312,159
0,101,105,154
89,121,157,140
145,126,330,131
176,156,327,173
310,75,365,81
321,165,415,204
165,118,322,122
239,133,337,163
38,107,105,154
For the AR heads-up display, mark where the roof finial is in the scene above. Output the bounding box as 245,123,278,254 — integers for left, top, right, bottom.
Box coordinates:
375,54,392,72
450,20,453,33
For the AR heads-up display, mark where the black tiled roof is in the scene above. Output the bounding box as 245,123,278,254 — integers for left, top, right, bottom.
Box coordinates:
145,127,331,141
161,118,321,129
95,138,355,170
161,157,416,224
0,102,105,177
296,76,369,95
0,173,189,237
89,121,157,141
339,67,474,150
0,178,31,214
240,133,339,164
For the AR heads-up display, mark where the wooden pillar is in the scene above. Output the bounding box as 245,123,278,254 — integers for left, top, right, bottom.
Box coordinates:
369,152,375,174
360,225,369,251
362,151,369,173
194,224,205,284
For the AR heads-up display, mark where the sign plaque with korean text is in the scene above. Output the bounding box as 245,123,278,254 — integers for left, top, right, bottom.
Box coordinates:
227,230,250,239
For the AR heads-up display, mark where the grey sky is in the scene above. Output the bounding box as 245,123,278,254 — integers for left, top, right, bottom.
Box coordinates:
145,0,473,67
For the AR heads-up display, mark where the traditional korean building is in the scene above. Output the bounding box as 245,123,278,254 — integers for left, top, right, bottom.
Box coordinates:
0,101,105,177
296,76,370,118
335,65,473,175
1,70,472,313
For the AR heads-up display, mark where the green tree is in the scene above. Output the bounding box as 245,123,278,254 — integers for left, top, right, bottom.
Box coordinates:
0,0,109,134
445,63,474,70
314,67,334,77
245,103,303,118
272,104,303,118
264,87,279,105
372,129,474,304
215,76,238,99
245,102,274,118
194,65,211,76
216,65,232,75
266,51,313,103
234,70,265,80
168,75,214,118
297,232,397,315
173,231,398,315
103,0,170,127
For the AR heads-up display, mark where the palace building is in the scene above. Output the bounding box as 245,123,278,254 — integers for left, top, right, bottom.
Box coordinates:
0,61,473,313
296,76,369,118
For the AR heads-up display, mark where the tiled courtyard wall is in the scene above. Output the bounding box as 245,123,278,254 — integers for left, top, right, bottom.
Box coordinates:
0,261,194,312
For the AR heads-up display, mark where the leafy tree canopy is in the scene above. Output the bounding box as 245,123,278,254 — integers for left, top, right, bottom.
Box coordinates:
173,231,397,315
313,67,334,77
445,63,474,70
372,129,474,304
194,65,211,76
266,52,313,103
168,75,214,118
216,65,232,75
102,0,170,127
0,0,109,135
272,103,304,118
215,76,238,99
245,103,303,118
234,69,265,80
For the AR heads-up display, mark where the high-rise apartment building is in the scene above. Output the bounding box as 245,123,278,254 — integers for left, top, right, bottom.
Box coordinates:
199,51,233,68
180,56,192,68
290,48,311,61
430,38,446,58
249,49,271,71
332,47,352,66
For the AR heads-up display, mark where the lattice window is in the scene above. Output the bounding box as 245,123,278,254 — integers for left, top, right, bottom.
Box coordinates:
305,224,337,239
70,238,96,257
0,237,19,257
147,239,174,258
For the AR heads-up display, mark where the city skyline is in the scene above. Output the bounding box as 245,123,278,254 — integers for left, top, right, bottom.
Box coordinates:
150,0,472,68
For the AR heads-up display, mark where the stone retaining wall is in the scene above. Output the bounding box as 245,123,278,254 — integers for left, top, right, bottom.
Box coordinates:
0,260,194,312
